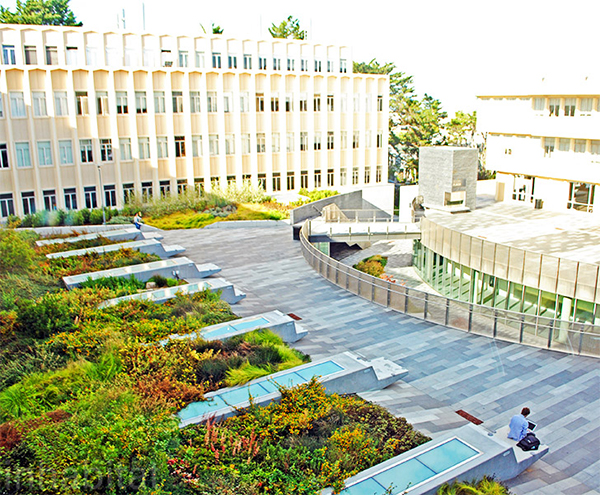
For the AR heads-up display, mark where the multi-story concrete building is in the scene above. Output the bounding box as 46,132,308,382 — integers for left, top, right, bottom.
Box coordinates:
0,25,389,217
477,76,599,215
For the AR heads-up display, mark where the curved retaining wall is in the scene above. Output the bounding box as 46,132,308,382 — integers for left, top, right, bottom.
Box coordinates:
299,221,600,358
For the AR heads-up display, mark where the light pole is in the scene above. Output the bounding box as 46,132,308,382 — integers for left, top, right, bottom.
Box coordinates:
97,163,106,225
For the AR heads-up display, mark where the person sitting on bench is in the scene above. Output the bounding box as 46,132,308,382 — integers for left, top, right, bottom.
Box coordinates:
508,407,531,441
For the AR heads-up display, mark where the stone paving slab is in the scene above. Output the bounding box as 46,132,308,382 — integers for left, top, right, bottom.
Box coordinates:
161,223,600,495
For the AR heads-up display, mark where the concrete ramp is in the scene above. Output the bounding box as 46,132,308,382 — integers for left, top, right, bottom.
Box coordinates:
46,239,184,259
177,351,408,428
62,257,220,289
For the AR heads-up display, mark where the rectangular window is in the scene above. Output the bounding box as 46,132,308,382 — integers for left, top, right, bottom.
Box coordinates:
104,185,117,207
138,137,150,159
233,133,247,155
314,170,322,188
353,131,360,149
341,131,348,149
95,91,109,115
564,98,576,117
300,170,308,189
75,91,89,116
327,169,334,187
37,141,53,166
64,188,77,210
32,92,47,117
256,133,266,153
225,134,235,155
154,91,165,113
190,91,201,113
0,143,8,168
299,93,307,112
314,60,322,72
256,93,265,112
15,142,32,168
157,136,168,158
120,138,132,160
175,136,186,157
271,133,280,153
135,91,147,113
159,180,170,197
240,92,249,112
54,91,68,116
574,139,586,153
123,183,135,202
579,98,593,114
100,138,113,162
58,140,73,165
258,56,267,70
285,94,293,112
549,98,560,116
377,95,383,111
177,179,188,194
286,132,294,152
207,91,218,112
192,135,203,156
272,172,281,191
352,167,359,185
0,193,15,217
544,137,555,157
178,50,188,67
161,49,172,67
84,186,97,209
195,51,205,68
141,181,153,200
116,91,128,114
340,168,347,186
2,45,15,65
364,167,371,184
327,131,334,150
22,191,35,215
300,132,308,151
558,138,570,152
10,92,26,118
567,182,595,212
287,58,295,71
327,95,334,111
43,189,57,211
243,54,252,70
590,140,600,155
376,132,384,148
172,91,184,113
228,54,237,69
271,95,279,112
209,135,219,155
224,92,233,113
340,59,347,73
327,60,333,73
66,46,78,65
273,57,281,70
314,132,322,150
376,165,383,183
212,52,221,68
80,139,93,163
287,172,295,190
45,46,58,65
314,95,321,112
24,45,37,65
533,98,545,111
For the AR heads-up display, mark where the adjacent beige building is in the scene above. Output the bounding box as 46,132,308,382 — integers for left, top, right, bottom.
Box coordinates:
477,75,599,215
0,25,389,217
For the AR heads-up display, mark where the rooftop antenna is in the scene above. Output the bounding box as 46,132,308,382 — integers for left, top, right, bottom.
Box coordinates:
122,8,126,29
142,2,146,31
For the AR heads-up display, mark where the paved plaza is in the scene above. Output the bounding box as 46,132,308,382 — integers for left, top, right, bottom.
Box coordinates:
161,222,600,495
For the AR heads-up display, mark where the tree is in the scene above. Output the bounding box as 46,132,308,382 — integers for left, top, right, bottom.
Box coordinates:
446,111,477,147
200,23,224,34
269,16,306,40
354,59,447,182
0,0,81,26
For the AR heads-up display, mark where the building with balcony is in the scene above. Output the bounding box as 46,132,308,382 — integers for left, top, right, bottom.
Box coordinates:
476,75,599,215
0,25,389,218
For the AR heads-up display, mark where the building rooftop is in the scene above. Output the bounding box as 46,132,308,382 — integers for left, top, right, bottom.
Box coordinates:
426,202,600,266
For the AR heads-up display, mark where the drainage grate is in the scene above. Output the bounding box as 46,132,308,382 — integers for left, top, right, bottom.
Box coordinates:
287,313,302,321
456,409,483,425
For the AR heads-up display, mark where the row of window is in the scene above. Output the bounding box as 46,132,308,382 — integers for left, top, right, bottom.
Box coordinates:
542,137,600,156
511,175,595,213
2,90,384,118
0,166,385,217
532,97,600,116
0,130,385,168
2,44,350,73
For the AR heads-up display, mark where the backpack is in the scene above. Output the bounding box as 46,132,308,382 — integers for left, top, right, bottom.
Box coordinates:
517,432,540,451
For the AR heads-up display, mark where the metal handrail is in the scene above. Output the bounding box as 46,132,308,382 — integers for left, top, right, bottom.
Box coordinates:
299,221,599,358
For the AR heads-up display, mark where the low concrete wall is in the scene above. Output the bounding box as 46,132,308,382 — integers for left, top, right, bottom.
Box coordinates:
290,190,364,225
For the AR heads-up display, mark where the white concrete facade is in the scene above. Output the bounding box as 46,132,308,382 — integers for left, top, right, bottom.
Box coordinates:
476,75,599,215
0,25,389,217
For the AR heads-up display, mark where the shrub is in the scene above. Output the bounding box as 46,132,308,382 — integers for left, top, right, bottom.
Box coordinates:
89,209,105,225
0,230,35,274
80,208,91,224
79,275,145,293
209,179,268,204
15,294,75,339
437,476,513,494
354,255,388,278
65,210,84,226
106,215,132,225
31,211,47,227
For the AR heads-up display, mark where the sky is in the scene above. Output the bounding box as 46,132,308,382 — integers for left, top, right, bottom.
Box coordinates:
6,0,599,115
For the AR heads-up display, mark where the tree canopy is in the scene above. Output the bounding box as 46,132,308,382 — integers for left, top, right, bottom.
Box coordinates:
269,16,306,40
0,0,81,26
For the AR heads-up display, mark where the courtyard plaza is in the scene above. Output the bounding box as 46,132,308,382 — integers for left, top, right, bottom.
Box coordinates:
160,221,599,495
